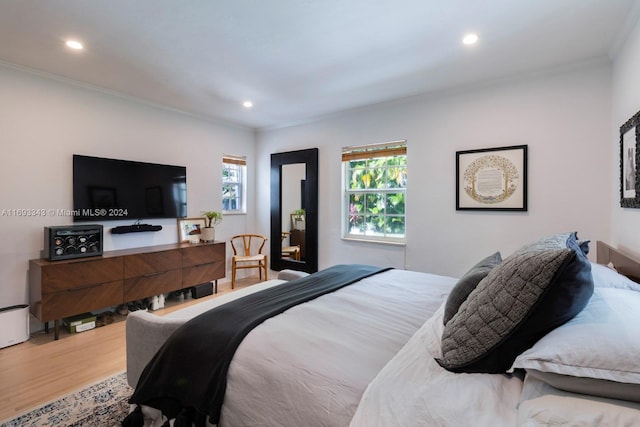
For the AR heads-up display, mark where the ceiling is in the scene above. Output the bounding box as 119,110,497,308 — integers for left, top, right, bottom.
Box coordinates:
0,0,637,129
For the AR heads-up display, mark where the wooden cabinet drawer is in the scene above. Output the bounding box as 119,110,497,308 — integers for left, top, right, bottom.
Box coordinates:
124,269,182,301
41,257,123,292
124,250,181,279
182,243,225,268
41,280,123,321
183,262,225,287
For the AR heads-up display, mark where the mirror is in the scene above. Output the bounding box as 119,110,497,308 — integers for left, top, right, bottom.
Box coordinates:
271,148,318,273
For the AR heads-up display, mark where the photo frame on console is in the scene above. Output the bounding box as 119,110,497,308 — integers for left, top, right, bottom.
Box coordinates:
620,110,640,208
177,217,205,243
456,145,528,211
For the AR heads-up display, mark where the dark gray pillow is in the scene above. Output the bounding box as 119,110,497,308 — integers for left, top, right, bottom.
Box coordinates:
443,252,502,325
436,233,593,373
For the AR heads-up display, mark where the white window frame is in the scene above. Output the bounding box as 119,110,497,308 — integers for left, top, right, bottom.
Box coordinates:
341,141,407,244
222,155,246,214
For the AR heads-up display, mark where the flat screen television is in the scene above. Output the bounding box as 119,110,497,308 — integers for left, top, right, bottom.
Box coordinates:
73,155,187,222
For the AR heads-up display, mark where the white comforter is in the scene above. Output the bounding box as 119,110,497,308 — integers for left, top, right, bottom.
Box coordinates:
350,303,524,427
220,269,457,427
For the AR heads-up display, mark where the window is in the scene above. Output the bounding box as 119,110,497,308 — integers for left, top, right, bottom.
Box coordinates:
222,155,246,213
342,141,407,243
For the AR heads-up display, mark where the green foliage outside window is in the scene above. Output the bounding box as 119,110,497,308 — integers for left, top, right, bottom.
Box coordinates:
345,155,406,239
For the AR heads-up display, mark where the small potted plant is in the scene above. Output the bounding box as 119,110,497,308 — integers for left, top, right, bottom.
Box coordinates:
201,210,223,242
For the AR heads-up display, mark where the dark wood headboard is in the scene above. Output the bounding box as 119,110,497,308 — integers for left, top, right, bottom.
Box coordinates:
596,241,640,283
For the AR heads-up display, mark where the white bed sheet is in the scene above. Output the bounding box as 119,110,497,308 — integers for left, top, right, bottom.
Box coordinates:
220,269,457,427
350,302,524,427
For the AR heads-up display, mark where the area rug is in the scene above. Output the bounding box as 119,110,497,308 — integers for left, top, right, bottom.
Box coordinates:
0,371,132,427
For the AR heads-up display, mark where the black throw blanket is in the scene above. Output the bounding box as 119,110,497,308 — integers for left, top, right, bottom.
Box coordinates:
124,264,390,426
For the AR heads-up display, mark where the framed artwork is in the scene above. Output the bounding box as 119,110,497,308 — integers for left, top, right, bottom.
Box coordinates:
456,145,528,211
177,217,206,242
620,110,640,208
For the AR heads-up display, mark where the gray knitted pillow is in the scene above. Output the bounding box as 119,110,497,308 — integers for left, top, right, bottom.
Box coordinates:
514,231,589,256
436,233,593,373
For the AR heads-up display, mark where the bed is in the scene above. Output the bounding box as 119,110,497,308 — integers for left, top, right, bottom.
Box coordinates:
125,235,640,426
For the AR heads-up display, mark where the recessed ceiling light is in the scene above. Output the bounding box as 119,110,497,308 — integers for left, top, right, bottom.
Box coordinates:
65,40,84,50
243,101,253,109
463,33,479,45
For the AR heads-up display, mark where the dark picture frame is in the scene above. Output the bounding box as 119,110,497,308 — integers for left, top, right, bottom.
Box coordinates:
620,110,640,208
456,145,528,211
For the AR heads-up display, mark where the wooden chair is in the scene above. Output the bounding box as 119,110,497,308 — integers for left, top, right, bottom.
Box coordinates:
230,234,268,289
281,232,301,260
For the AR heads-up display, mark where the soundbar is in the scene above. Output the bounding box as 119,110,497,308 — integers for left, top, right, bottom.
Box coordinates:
111,224,163,234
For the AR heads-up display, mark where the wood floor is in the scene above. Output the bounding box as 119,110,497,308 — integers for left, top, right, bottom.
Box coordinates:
0,276,261,422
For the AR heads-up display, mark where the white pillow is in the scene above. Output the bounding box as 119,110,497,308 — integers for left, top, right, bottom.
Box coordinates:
511,288,640,402
590,262,640,291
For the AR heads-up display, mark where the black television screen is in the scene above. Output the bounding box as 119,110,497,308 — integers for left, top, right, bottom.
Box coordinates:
73,155,187,222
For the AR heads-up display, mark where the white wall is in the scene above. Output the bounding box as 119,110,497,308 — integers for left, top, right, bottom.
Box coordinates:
257,64,613,278
611,16,640,258
0,64,256,315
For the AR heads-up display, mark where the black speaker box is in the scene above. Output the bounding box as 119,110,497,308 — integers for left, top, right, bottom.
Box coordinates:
44,225,103,261
191,282,213,299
